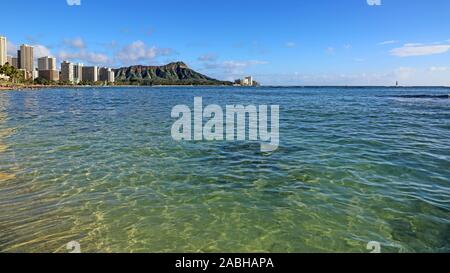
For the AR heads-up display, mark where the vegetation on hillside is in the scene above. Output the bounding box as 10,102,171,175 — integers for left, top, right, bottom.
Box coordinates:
114,62,232,86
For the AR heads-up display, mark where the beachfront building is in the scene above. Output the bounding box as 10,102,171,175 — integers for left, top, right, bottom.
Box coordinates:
12,57,18,68
61,61,74,83
18,44,34,72
33,69,39,80
73,63,83,83
38,69,59,82
38,57,58,81
242,76,253,86
61,62,114,84
98,67,115,83
108,70,115,83
235,76,258,87
82,66,98,82
98,67,108,82
0,36,7,66
18,44,34,79
37,56,59,82
6,56,18,68
38,56,57,71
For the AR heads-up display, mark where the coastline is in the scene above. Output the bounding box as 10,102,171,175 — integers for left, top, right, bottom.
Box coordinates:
0,84,238,91
0,84,84,91
2,84,450,92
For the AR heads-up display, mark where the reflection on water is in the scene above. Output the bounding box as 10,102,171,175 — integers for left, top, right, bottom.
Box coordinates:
0,87,449,253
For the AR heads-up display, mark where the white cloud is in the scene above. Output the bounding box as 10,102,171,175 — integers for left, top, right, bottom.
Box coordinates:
6,40,53,59
58,49,110,65
56,39,175,66
286,42,296,48
344,44,352,49
429,66,448,72
33,45,52,58
394,67,416,80
326,47,335,55
378,40,397,45
6,41,18,56
203,60,266,74
198,54,218,62
199,60,267,79
367,0,381,6
253,66,450,86
57,37,114,65
403,43,423,47
64,37,85,49
390,44,450,57
66,0,81,6
221,60,267,70
25,35,43,45
115,40,173,65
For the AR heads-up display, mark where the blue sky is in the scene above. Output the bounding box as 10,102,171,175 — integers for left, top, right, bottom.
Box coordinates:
2,0,450,85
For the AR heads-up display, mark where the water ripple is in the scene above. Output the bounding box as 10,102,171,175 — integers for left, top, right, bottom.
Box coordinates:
0,87,449,253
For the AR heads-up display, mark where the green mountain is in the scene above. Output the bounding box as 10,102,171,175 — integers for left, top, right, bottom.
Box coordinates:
113,62,232,86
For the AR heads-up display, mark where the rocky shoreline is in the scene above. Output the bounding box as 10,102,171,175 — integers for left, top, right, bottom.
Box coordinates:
0,84,73,91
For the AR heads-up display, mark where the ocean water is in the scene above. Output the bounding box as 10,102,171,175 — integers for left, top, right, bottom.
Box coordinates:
0,86,448,253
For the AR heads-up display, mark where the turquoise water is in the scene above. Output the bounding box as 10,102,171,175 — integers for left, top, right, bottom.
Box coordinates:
0,87,449,253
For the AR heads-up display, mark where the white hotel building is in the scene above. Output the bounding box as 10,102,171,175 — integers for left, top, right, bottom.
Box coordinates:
0,36,7,66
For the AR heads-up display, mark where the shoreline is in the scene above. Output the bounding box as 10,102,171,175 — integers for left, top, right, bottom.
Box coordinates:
0,84,81,91
0,84,236,91
2,84,450,92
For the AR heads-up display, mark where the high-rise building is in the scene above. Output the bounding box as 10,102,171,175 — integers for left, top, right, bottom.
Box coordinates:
7,55,13,65
18,44,34,73
38,56,56,71
33,68,39,80
17,50,20,68
98,67,108,82
37,56,58,82
243,76,253,86
11,57,18,68
38,69,59,82
82,66,98,82
61,61,74,83
37,57,47,70
0,36,7,66
98,67,115,83
98,67,111,82
49,58,56,70
73,63,83,83
108,70,115,83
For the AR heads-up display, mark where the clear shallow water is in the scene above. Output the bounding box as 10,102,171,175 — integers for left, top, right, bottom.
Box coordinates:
0,86,449,253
